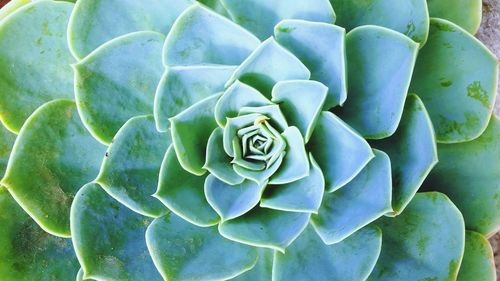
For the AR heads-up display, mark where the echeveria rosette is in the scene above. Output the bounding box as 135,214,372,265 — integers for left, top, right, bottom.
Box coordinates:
0,0,498,281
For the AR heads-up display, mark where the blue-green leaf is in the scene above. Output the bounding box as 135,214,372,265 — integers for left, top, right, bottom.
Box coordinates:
204,128,244,185
457,231,496,281
427,0,482,34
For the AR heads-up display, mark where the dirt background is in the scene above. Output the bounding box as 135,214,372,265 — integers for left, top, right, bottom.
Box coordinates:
0,0,499,277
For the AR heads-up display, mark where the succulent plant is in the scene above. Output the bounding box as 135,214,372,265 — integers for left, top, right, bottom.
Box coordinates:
0,0,498,280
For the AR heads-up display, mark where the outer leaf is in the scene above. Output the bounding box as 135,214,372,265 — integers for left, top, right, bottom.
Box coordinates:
0,1,74,133
274,20,346,108
0,188,79,280
423,115,500,236
330,0,429,44
271,80,328,142
170,94,220,176
0,124,15,177
371,94,438,216
409,18,498,143
197,0,229,16
221,0,335,40
204,128,244,185
146,213,258,281
164,4,260,66
219,207,310,252
457,231,496,281
155,146,219,227
0,0,31,21
68,0,192,59
368,192,465,281
273,225,382,281
155,65,236,131
96,115,169,217
74,31,164,144
311,150,392,244
1,99,106,237
71,183,162,281
226,38,311,98
230,249,273,281
337,25,419,139
427,0,482,34
308,112,374,192
261,153,324,213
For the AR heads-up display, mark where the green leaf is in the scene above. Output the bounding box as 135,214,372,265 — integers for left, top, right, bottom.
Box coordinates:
274,20,346,108
308,112,374,192
146,213,258,281
215,81,272,127
0,188,79,280
155,65,236,132
423,115,500,236
261,153,324,213
170,94,220,176
1,99,106,237
410,18,498,143
269,126,309,184
371,94,438,215
221,0,335,40
226,38,311,98
223,113,262,157
368,192,465,281
196,0,229,16
311,150,392,244
330,0,429,44
233,151,284,185
271,80,328,142
0,1,75,133
457,231,496,281
96,115,169,217
155,146,219,227
71,183,162,281
68,0,192,59
274,225,382,281
205,175,265,220
74,31,164,144
204,128,244,185
337,25,419,139
230,249,273,281
219,207,310,252
427,0,482,34
0,0,31,21
164,4,260,66
0,124,16,178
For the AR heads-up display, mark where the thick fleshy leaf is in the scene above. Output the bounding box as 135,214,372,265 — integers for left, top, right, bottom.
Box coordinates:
239,105,289,133
457,231,496,281
0,188,79,280
410,18,498,143
155,146,219,227
274,225,382,281
71,183,162,281
427,0,482,34
96,115,169,217
74,31,164,144
274,20,346,108
204,128,244,185
371,94,438,215
311,150,392,244
170,94,220,176
368,192,465,281
205,175,265,220
0,1,74,133
155,65,236,132
197,0,229,16
337,25,419,139
223,113,264,157
269,126,309,184
1,99,106,237
230,249,273,281
226,38,311,97
261,153,324,213
308,112,374,192
423,115,500,236
330,0,429,43
221,0,335,40
146,213,258,281
68,0,192,59
271,80,328,142
164,4,260,66
233,152,285,185
0,124,15,177
219,208,310,252
0,0,31,21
